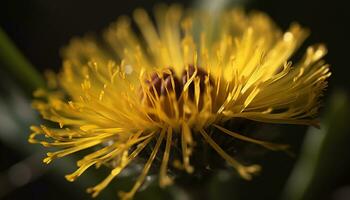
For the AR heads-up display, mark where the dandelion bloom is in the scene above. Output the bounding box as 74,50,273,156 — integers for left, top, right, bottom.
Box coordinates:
29,5,331,199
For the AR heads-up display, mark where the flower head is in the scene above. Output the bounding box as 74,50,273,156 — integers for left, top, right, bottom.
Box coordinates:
29,5,331,199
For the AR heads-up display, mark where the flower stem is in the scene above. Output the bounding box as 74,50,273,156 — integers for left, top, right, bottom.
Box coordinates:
0,27,45,93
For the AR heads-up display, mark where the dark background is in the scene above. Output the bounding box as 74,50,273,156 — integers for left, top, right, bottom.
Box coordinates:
1,0,349,199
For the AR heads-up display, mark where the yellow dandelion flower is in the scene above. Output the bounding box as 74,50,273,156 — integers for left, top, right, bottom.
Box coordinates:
29,5,331,200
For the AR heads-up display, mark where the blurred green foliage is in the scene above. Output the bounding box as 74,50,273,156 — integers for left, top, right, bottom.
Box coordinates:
0,28,45,93
283,90,350,200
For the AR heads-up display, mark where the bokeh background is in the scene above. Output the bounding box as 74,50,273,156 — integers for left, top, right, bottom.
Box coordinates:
1,0,349,199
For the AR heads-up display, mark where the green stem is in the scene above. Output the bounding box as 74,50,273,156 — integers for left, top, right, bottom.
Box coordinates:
0,27,45,93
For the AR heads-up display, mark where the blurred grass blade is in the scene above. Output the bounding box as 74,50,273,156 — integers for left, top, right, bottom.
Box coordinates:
0,27,45,93
282,90,350,200
194,0,247,13
192,0,247,54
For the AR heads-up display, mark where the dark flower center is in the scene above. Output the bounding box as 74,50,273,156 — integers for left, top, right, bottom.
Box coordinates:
145,65,210,99
146,68,181,98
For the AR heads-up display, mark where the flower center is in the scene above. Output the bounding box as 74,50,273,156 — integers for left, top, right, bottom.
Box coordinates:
141,65,212,122
145,68,182,98
143,65,210,100
181,65,210,99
